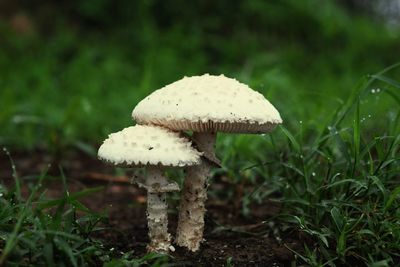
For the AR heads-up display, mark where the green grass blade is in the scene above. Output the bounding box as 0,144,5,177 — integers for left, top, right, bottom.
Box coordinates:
280,126,301,153
352,98,361,177
370,74,400,89
36,186,104,210
0,169,48,265
3,148,21,201
384,186,400,211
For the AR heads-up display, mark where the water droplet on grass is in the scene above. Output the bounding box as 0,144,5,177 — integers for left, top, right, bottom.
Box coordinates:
371,88,381,94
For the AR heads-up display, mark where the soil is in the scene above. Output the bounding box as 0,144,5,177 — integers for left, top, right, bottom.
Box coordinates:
0,148,304,267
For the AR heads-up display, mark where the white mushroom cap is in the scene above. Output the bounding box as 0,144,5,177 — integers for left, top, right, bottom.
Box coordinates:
98,125,202,167
132,74,282,133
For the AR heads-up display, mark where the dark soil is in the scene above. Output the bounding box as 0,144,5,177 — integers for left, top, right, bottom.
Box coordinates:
0,148,304,267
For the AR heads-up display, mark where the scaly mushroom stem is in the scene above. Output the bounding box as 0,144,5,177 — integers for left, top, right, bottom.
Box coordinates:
145,167,173,253
176,132,216,251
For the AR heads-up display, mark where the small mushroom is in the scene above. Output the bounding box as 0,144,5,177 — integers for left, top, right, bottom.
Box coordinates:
98,125,202,253
132,74,282,251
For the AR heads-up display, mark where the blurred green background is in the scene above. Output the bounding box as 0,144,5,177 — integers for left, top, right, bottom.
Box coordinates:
0,0,399,150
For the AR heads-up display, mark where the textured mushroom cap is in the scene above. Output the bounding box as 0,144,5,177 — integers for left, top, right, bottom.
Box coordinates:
98,125,202,167
132,74,282,133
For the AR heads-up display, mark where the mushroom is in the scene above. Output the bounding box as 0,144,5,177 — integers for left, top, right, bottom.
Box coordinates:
98,125,202,253
132,74,282,251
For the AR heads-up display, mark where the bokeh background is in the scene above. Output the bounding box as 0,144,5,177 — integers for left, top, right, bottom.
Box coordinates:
0,0,399,150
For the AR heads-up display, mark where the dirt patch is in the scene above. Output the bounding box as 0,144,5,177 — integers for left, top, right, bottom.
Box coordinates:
0,148,303,266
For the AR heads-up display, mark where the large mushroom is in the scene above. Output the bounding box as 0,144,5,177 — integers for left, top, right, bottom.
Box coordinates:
98,125,202,253
132,74,282,251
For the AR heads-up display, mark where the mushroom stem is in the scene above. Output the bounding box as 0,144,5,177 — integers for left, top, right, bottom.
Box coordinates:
145,167,173,253
176,132,216,251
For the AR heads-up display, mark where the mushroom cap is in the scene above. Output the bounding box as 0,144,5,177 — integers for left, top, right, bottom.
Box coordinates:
98,125,202,167
132,74,282,133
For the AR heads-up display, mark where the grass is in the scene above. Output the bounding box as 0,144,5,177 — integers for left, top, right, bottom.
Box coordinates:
216,66,400,266
0,149,171,266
